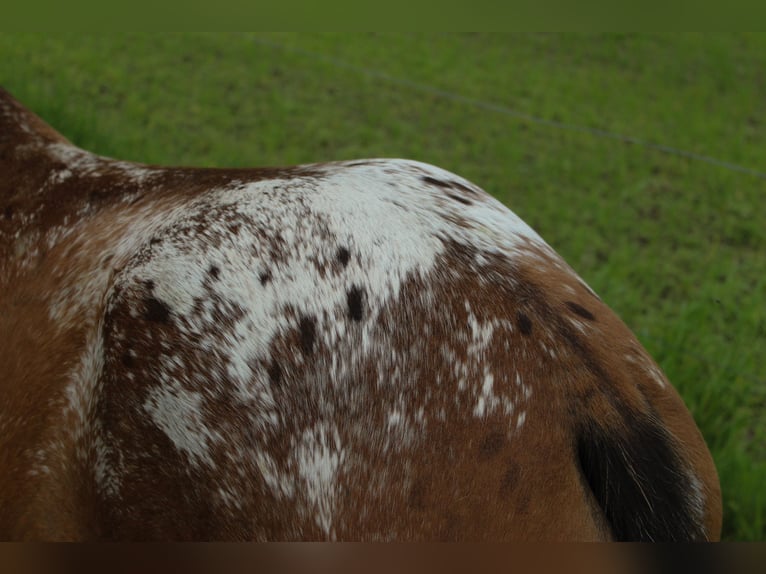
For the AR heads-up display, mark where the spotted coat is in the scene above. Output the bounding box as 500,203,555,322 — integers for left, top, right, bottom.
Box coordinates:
0,88,721,541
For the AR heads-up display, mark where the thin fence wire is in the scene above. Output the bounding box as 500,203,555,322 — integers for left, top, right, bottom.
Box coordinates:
252,37,766,181
253,36,764,388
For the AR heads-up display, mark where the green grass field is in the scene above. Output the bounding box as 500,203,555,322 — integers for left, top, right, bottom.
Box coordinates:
1,33,763,541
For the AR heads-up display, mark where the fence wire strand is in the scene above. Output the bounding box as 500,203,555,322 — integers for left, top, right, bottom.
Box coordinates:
253,37,766,180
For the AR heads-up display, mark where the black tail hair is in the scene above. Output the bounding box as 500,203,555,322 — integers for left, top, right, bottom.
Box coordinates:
576,411,707,542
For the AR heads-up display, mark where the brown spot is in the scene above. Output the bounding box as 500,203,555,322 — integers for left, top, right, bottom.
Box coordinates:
517,311,532,336
299,316,316,355
144,297,171,323
208,265,220,280
446,193,472,206
259,271,272,285
478,431,505,461
267,361,282,386
88,189,109,205
565,301,596,321
336,246,350,267
421,176,451,189
347,285,365,321
422,176,474,205
451,180,477,194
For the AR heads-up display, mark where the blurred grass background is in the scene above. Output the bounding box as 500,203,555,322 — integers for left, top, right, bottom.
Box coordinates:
1,33,763,540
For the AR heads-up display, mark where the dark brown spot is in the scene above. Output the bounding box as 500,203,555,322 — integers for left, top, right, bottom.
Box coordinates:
446,193,472,206
208,265,220,280
450,180,477,195
499,460,520,495
517,311,532,336
88,190,109,205
347,285,365,321
122,353,135,368
422,176,451,188
143,279,155,291
267,361,282,386
422,176,475,205
565,301,596,321
144,297,171,323
299,316,316,354
149,237,161,245
336,247,351,267
259,271,272,285
478,431,505,461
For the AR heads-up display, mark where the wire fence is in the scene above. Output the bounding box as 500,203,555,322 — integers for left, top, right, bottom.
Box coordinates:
252,36,765,389
252,37,766,181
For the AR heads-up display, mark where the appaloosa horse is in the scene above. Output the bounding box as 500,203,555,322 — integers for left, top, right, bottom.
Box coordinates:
0,87,721,541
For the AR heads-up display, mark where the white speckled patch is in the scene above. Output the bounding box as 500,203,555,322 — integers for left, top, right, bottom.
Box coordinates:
79,159,561,532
